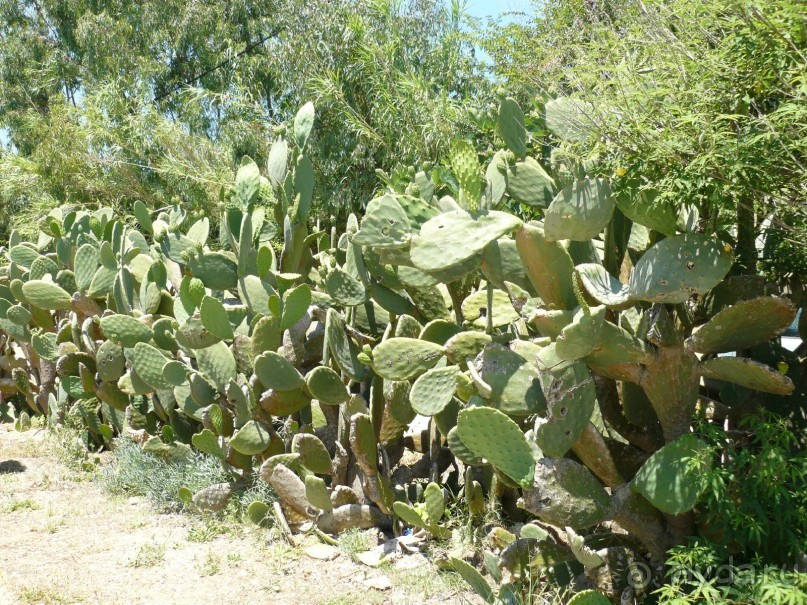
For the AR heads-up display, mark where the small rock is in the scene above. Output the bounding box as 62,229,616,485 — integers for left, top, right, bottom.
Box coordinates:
363,575,392,591
303,544,341,561
128,496,143,505
357,550,387,567
395,553,428,570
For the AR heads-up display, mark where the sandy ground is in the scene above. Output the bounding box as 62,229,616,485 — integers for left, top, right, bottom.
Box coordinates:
0,425,477,605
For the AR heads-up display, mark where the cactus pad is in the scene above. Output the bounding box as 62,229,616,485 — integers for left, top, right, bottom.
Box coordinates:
305,366,348,405
515,223,576,309
567,590,611,605
410,210,522,274
195,341,237,392
497,97,527,159
352,194,411,248
544,178,615,242
698,357,794,395
555,306,606,361
576,264,631,309
521,458,611,528
457,407,535,488
229,420,272,456
506,157,555,207
254,351,305,391
326,268,367,306
535,361,596,457
461,288,519,328
629,233,733,304
292,433,332,474
409,366,459,416
325,308,368,381
474,343,546,416
200,295,234,340
21,280,72,310
688,297,796,354
100,314,152,348
371,337,444,381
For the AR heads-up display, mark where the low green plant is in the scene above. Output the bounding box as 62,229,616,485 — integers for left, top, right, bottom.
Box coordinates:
657,540,807,605
130,541,167,568
695,412,807,567
102,437,228,510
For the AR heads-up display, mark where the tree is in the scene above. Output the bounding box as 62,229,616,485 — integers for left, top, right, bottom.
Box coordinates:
482,0,807,283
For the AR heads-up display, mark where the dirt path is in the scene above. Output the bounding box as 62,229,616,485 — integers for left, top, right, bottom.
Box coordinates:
0,425,475,605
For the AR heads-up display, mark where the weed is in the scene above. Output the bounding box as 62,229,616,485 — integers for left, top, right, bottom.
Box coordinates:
18,586,75,605
338,527,377,562
198,550,222,576
102,436,227,510
130,541,166,568
187,515,232,542
1,497,40,513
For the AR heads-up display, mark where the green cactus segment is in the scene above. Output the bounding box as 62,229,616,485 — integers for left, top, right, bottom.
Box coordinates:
505,157,555,208
457,407,535,489
246,501,271,526
237,275,277,316
260,387,311,416
325,308,367,381
395,194,439,229
528,309,575,339
423,482,445,525
352,194,411,248
200,295,234,340
229,420,272,456
584,321,654,367
536,362,596,457
515,223,576,309
326,268,367,306
409,366,459,416
451,140,481,210
475,343,546,416
280,284,311,330
195,341,237,392
522,458,611,528
689,297,796,354
566,590,612,605
451,559,496,604
410,210,522,274
6,305,32,326
393,501,427,529
616,185,678,237
188,251,238,291
631,434,709,515
445,331,492,365
176,317,221,350
497,97,527,159
191,428,225,462
9,245,40,269
21,280,71,310
480,239,533,294
576,263,631,308
305,366,348,405
99,314,152,348
254,351,305,391
555,306,606,361
545,97,596,143
350,413,378,474
446,426,487,466
461,288,519,329
292,433,332,474
305,475,333,512
699,357,794,395
629,233,733,304
566,527,605,569
30,256,58,280
96,340,125,381
74,244,100,293
32,331,59,362
128,343,172,390
162,360,189,386
371,337,444,381
544,178,615,242
293,101,315,150
419,319,462,345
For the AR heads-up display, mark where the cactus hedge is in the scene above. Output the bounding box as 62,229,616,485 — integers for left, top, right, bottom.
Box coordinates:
0,99,801,602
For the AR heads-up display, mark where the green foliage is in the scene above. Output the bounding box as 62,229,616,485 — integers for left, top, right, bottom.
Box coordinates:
695,413,807,566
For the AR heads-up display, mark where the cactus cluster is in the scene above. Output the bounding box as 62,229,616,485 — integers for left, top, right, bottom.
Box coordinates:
0,98,802,602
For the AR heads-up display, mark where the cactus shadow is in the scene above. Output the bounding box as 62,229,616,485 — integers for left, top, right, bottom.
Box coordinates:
0,459,26,473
